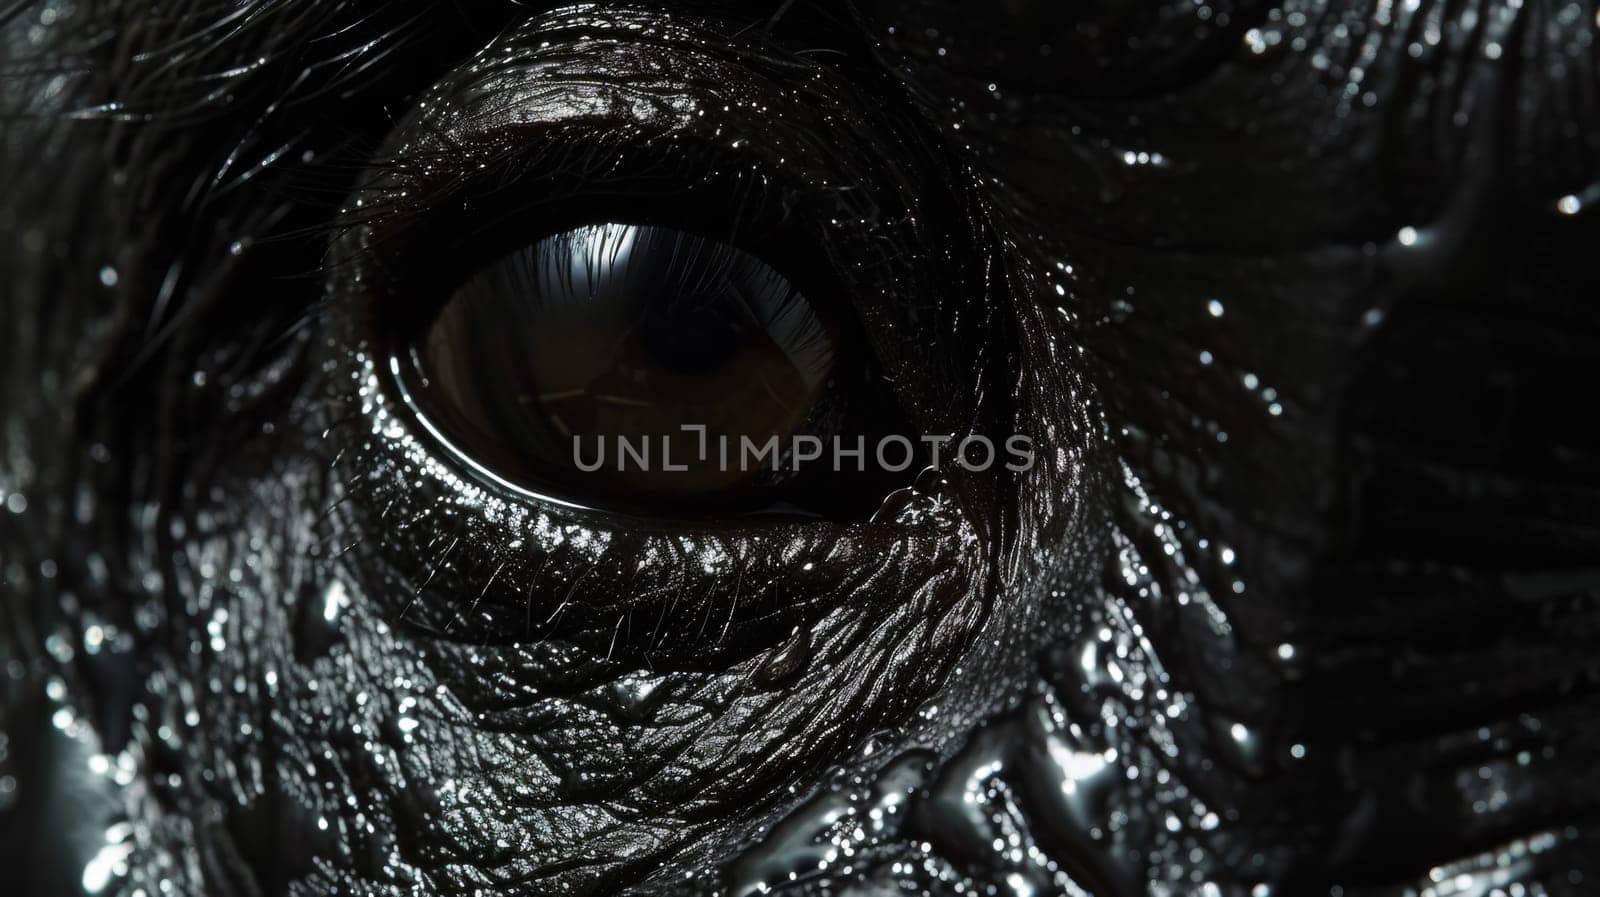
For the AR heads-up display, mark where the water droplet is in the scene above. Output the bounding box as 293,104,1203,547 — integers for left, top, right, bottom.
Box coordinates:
755,625,813,688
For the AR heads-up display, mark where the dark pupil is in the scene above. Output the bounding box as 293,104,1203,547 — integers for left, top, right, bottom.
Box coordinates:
402,223,841,506
638,297,744,374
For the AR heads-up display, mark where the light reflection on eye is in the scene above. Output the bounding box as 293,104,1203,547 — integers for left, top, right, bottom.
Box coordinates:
390,222,917,517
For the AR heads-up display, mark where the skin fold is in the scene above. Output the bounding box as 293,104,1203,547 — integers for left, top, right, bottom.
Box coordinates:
1,1,1598,894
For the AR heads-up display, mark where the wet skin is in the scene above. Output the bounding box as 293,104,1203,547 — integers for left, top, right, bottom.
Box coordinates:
3,1,1600,895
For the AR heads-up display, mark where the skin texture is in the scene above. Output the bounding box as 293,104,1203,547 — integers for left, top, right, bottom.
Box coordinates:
2,1,1599,895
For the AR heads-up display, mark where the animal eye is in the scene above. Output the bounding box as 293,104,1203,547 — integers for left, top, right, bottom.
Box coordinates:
391,222,917,518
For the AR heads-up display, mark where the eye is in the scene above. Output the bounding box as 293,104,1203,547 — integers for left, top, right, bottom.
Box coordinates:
320,8,1007,670
391,221,918,518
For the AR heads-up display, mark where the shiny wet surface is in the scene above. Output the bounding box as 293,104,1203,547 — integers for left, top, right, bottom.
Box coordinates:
3,1,1600,895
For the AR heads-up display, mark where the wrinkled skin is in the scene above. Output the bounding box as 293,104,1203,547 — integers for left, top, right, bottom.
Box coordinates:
3,1,1599,895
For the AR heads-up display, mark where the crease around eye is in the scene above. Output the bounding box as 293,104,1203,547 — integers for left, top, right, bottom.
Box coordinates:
314,8,1014,673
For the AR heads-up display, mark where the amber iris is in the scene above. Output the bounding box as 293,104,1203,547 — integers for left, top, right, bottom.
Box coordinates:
398,223,847,508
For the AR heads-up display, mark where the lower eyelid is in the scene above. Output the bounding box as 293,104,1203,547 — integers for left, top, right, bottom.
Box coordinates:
321,328,981,668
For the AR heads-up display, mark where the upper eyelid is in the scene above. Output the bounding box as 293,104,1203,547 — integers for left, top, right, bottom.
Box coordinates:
335,9,1008,446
